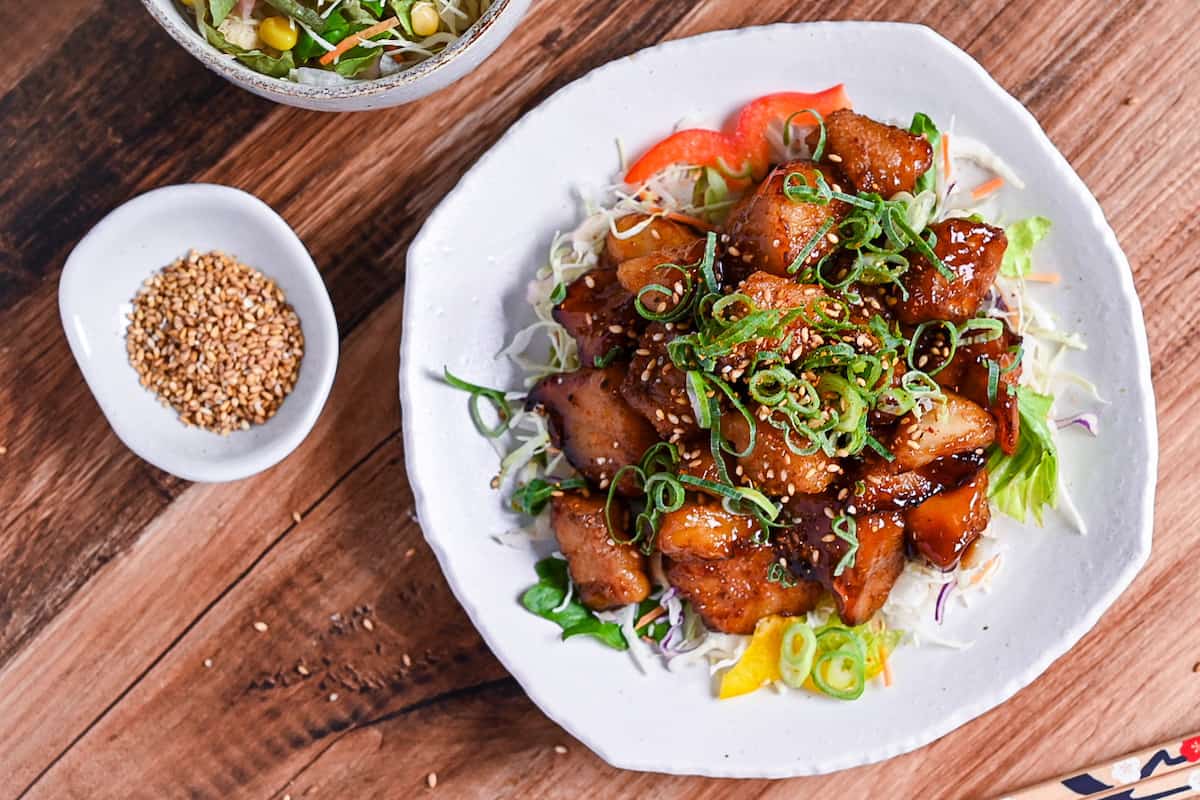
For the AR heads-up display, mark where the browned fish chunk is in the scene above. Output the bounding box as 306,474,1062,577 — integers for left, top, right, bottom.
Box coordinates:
552,493,650,610
896,218,1007,325
889,390,996,471
722,160,849,280
616,238,707,300
665,548,821,634
935,325,1023,455
657,500,759,561
716,271,831,376
777,504,906,626
527,366,659,495
676,444,727,486
905,469,990,570
812,109,932,196
552,268,640,367
604,214,702,266
620,322,699,440
851,450,987,513
721,409,837,496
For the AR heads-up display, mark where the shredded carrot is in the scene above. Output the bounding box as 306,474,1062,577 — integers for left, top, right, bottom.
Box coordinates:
319,18,399,66
970,176,1004,200
634,605,666,630
882,648,893,687
1024,272,1062,284
971,555,1000,586
941,132,952,181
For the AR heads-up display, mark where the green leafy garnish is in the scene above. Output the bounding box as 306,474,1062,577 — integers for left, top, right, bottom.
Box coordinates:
634,597,670,643
511,477,587,516
193,0,296,78
333,48,381,77
263,0,328,31
521,558,627,650
1000,216,1052,277
389,0,417,36
987,386,1058,524
209,0,237,26
908,112,940,195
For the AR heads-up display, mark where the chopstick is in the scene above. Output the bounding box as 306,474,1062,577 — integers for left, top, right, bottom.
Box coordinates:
1000,732,1200,799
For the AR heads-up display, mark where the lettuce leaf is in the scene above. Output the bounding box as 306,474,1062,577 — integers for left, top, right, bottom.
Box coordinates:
194,0,295,78
1000,216,1052,277
987,386,1058,524
909,112,940,196
209,0,237,26
521,558,628,650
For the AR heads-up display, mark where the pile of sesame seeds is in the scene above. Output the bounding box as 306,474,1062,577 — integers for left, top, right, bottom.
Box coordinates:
125,250,305,435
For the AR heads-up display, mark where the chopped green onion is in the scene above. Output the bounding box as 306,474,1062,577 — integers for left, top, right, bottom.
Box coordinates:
443,367,513,438
812,649,866,700
766,561,797,587
593,346,625,368
511,477,588,516
831,513,858,577
778,621,818,688
786,218,835,275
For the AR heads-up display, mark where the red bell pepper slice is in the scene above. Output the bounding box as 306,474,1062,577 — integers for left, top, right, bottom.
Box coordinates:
623,85,852,186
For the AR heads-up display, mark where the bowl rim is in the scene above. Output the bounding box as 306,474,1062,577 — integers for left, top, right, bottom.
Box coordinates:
399,20,1158,777
139,0,514,99
59,182,339,483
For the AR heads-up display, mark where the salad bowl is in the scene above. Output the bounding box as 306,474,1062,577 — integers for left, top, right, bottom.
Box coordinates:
399,22,1155,777
140,0,532,111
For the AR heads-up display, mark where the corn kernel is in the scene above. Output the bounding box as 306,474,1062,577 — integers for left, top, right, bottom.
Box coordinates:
259,16,299,51
410,2,440,37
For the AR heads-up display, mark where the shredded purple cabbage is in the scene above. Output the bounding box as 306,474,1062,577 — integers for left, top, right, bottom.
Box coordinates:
1055,412,1099,436
934,581,954,625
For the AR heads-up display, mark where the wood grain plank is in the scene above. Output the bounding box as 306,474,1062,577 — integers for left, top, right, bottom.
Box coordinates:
25,433,509,800
0,294,405,795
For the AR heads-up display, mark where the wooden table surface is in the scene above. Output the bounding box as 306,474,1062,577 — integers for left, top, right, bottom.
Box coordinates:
2,1,1198,797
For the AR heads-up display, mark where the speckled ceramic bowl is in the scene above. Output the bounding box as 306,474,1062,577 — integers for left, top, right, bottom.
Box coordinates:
140,0,531,111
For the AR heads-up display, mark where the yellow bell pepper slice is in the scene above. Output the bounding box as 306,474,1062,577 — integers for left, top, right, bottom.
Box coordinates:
718,615,790,699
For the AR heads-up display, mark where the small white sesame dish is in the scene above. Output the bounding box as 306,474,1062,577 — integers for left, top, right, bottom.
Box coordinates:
60,183,338,482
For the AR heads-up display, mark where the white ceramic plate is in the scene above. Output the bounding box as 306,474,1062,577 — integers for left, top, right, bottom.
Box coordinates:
400,22,1156,777
61,184,338,482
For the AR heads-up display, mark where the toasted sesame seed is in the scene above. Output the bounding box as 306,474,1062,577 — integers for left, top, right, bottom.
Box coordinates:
297,664,310,676
403,653,413,667
203,658,213,668
584,274,595,288
608,324,624,334
728,246,741,257
253,621,268,632
823,507,835,519
329,692,339,702
828,153,843,163
362,618,375,632
554,745,568,754
125,250,303,435
291,511,302,524
826,232,839,244
427,773,438,789
822,534,836,542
